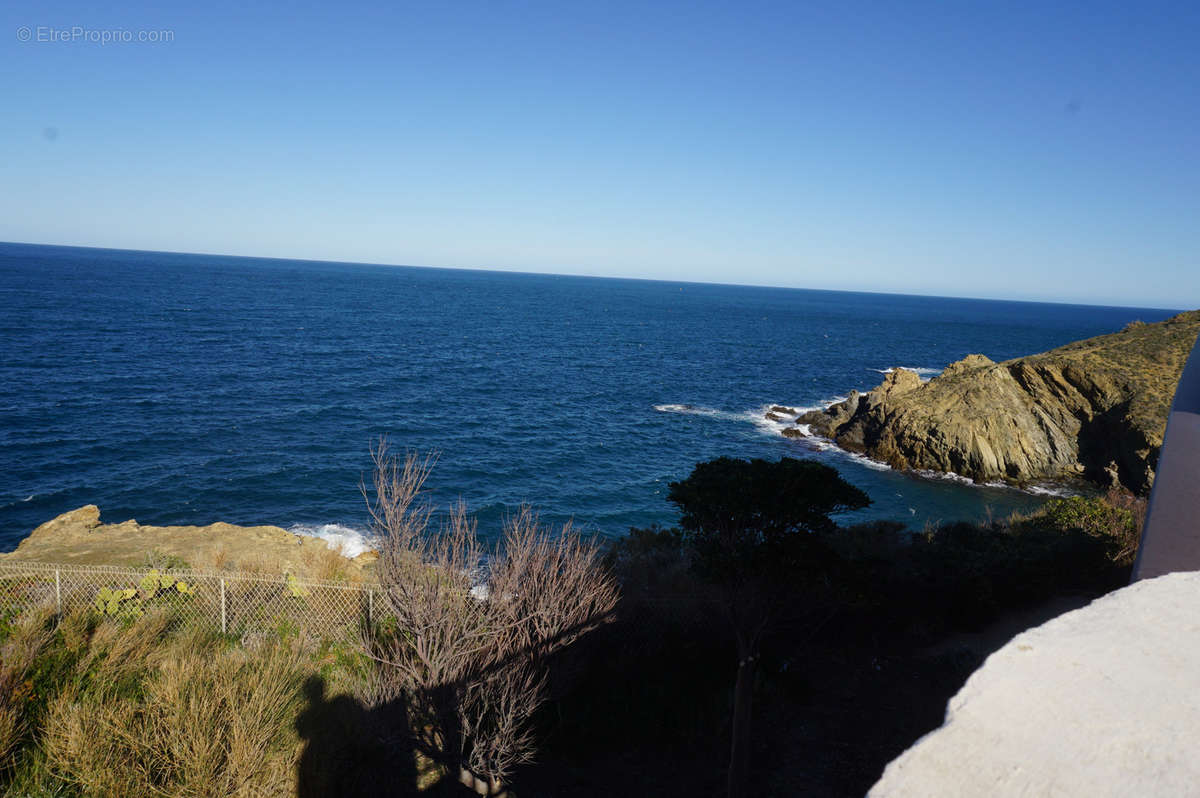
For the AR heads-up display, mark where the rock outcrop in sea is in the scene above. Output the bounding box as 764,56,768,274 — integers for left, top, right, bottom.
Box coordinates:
785,311,1200,494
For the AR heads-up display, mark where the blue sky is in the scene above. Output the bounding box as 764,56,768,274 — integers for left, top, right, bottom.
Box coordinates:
2,0,1197,308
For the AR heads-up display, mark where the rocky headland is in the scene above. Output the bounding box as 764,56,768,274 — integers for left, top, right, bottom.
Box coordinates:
0,505,376,580
781,310,1200,494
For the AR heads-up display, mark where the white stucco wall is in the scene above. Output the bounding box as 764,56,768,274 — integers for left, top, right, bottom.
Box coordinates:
870,571,1200,797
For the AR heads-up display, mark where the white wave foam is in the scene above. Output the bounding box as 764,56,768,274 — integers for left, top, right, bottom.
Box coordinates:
825,446,893,472
872,366,943,375
1026,484,1075,497
657,399,851,447
656,399,1072,495
916,469,1017,489
807,395,849,409
773,419,895,472
751,401,836,436
289,523,376,558
872,366,942,382
914,468,977,486
748,405,796,436
912,469,1077,497
653,403,722,416
22,495,34,502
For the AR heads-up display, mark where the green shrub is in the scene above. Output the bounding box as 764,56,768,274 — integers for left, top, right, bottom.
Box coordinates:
141,549,191,571
1033,491,1144,565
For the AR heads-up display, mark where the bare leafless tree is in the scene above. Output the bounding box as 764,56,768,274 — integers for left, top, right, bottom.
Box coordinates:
363,439,619,796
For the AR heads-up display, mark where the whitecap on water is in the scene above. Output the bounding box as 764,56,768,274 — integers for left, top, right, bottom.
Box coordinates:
653,403,721,416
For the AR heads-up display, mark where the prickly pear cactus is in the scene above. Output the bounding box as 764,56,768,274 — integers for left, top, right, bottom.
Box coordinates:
137,569,168,598
285,573,309,598
94,571,196,617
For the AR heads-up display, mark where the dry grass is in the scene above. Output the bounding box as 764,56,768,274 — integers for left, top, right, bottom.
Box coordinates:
1022,309,1199,434
302,544,354,584
197,538,361,584
41,611,313,798
1097,487,1147,565
0,605,54,773
201,544,232,571
238,551,281,577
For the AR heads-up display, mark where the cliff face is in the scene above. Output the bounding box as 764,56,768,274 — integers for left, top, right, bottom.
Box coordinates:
791,311,1200,494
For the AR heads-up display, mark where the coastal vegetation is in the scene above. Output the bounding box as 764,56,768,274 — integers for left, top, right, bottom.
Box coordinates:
665,457,869,798
364,442,619,796
0,605,341,797
562,486,1139,796
0,455,1144,797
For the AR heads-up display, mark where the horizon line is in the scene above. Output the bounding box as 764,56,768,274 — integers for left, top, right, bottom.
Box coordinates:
1,238,1188,315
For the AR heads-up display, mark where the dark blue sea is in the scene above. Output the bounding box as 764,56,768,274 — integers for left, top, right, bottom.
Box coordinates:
0,243,1181,553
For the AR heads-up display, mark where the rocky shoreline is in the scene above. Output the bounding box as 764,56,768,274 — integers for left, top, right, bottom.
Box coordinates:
0,505,376,579
769,311,1200,494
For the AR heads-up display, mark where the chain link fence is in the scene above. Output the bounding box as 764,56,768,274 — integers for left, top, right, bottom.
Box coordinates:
0,561,381,640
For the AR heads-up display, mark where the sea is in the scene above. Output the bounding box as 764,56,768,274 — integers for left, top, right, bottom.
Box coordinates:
0,243,1181,554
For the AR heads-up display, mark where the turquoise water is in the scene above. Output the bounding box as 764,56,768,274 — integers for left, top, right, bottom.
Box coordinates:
0,242,1179,551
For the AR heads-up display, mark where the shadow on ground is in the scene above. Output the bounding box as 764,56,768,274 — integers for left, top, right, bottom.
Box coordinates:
295,676,480,797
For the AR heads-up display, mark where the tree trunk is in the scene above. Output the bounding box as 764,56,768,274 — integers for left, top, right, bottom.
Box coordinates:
727,645,756,798
458,766,511,797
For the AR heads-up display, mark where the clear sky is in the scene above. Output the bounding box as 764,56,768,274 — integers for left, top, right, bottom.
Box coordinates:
2,0,1197,308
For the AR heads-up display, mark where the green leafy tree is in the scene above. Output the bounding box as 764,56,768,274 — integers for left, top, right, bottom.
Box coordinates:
668,456,870,798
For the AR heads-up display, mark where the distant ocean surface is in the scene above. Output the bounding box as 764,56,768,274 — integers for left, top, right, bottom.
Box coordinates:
0,243,1181,553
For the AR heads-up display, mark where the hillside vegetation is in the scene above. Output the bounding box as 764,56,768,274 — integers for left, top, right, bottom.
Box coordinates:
1,486,1142,797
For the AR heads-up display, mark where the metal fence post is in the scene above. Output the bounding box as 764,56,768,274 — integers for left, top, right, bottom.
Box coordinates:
367,588,374,630
220,578,227,634
55,568,61,617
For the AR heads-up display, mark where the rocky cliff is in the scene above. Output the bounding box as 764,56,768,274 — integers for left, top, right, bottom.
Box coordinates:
787,311,1200,494
0,505,376,579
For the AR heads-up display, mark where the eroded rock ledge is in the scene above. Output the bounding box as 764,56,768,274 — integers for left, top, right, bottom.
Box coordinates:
786,311,1200,493
0,505,376,579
